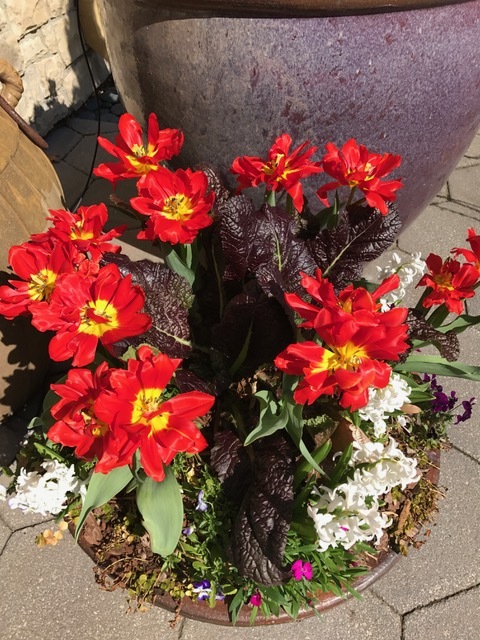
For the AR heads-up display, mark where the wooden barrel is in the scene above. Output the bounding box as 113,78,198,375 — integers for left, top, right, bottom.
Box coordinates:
0,60,64,421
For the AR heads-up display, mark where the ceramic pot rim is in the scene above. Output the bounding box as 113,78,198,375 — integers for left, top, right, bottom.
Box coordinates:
134,0,476,18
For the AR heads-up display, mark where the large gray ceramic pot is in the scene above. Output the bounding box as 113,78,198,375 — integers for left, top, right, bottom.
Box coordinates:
98,0,480,227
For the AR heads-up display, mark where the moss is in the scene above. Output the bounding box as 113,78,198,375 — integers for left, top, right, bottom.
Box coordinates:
389,476,440,556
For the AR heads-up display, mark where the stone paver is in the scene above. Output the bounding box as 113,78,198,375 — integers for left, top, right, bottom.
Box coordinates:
464,131,480,159
371,447,480,614
455,155,480,170
403,585,480,640
0,524,180,640
54,160,89,209
79,172,137,211
63,134,115,174
0,516,12,553
446,165,480,209
68,116,120,135
181,591,401,640
433,197,480,222
397,202,480,257
45,126,82,162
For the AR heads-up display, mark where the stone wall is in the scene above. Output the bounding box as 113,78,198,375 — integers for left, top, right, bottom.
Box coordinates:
0,0,109,135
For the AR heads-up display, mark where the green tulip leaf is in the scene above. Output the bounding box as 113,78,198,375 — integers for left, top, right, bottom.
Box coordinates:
136,465,183,557
395,354,480,381
76,465,134,542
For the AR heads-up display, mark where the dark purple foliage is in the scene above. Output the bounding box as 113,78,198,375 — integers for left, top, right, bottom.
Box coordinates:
408,313,460,362
308,203,401,291
103,253,193,358
211,430,296,586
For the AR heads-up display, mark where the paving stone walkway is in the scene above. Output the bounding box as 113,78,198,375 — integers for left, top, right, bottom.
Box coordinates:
0,85,479,639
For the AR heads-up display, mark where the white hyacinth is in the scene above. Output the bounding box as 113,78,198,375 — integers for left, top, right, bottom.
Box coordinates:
377,251,426,309
308,437,419,552
7,460,83,516
349,438,420,494
358,373,412,437
308,484,390,552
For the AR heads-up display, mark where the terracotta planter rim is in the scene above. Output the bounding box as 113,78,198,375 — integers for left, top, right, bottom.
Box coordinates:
144,0,475,17
150,550,400,626
74,524,399,626
73,450,441,626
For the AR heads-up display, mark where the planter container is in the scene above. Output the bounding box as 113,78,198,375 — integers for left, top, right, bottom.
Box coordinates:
0,60,64,421
98,0,480,227
72,445,440,626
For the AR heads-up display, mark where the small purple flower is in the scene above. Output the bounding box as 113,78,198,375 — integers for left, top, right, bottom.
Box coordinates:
455,398,476,424
249,592,262,607
425,374,459,413
432,390,452,413
192,579,211,601
182,525,194,536
193,579,211,590
195,490,208,512
291,559,313,581
192,580,224,602
447,390,459,410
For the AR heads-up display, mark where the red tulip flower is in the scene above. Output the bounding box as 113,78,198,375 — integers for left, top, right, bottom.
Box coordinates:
0,240,77,319
230,134,322,212
277,272,409,410
274,318,406,411
317,138,403,214
31,263,151,366
47,363,138,473
453,227,480,275
94,113,184,184
97,346,215,482
417,253,479,315
285,269,407,332
131,166,215,245
31,204,125,263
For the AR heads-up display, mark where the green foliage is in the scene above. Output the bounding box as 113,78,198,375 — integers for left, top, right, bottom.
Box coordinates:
326,443,353,488
136,466,183,557
75,465,135,541
243,389,289,445
396,354,480,381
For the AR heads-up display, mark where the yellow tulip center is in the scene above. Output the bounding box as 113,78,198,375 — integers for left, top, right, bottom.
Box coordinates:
433,272,454,291
78,299,119,337
70,221,94,241
263,153,292,181
80,407,109,438
314,342,368,374
131,387,170,435
126,143,158,174
28,269,57,301
339,298,353,314
161,194,194,221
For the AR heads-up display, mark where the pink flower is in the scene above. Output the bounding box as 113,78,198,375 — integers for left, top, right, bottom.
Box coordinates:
249,592,262,607
291,559,313,581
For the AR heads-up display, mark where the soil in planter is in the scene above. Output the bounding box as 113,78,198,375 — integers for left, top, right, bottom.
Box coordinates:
68,428,442,622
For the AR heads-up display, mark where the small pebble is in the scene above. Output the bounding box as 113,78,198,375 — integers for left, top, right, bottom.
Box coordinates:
100,91,120,105
111,103,126,116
